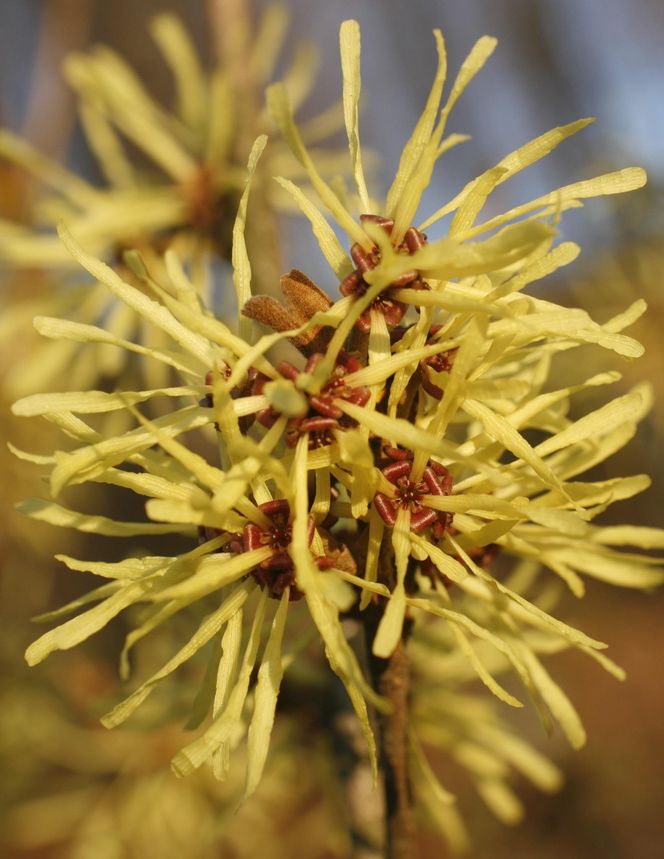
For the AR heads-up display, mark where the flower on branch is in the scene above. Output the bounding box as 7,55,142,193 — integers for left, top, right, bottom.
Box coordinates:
11,18,664,848
339,215,430,333
373,447,453,536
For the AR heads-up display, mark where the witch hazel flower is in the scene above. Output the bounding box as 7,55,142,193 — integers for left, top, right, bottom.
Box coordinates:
241,500,335,600
11,17,664,855
0,11,349,402
248,351,370,447
339,215,430,333
373,447,453,536
0,11,344,269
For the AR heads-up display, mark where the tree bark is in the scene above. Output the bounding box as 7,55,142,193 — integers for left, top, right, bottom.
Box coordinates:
364,602,416,859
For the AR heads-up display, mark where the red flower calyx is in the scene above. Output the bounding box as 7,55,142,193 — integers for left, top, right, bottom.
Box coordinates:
374,448,453,536
243,500,332,600
420,325,458,400
339,214,429,333
252,352,370,448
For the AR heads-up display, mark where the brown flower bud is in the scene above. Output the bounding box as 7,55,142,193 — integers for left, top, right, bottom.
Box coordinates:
242,269,333,355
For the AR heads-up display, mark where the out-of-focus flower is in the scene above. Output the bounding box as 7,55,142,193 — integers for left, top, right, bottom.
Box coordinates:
0,9,340,268
0,9,347,400
12,19,664,851
407,560,568,851
568,237,664,436
0,657,352,859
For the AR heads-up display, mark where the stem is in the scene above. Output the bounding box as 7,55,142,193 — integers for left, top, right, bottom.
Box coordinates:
207,0,256,153
369,630,416,859
206,0,283,296
364,544,417,859
207,0,252,77
24,0,94,158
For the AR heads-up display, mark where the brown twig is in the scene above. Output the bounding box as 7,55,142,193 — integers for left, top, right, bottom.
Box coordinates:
23,0,94,158
206,0,283,296
206,0,256,135
364,545,417,859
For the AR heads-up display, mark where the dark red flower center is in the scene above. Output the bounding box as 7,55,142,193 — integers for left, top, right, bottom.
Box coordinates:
373,450,454,536
252,352,370,448
394,477,427,509
339,214,429,333
420,326,459,400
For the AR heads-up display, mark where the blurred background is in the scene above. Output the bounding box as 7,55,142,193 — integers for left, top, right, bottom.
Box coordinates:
0,1,662,857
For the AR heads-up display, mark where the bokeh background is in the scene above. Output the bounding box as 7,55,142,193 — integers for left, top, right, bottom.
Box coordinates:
0,1,662,857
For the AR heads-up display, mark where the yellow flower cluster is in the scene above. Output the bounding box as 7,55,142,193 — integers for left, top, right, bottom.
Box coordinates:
11,18,663,847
